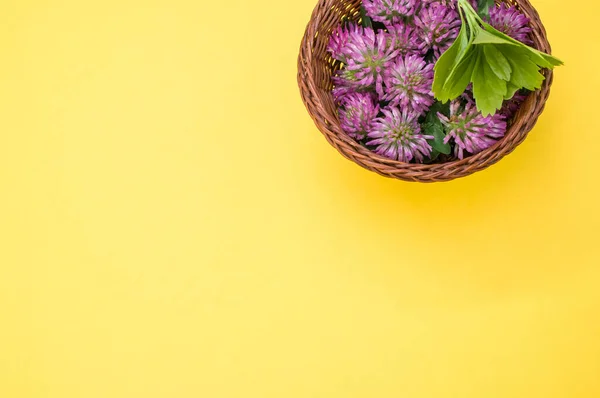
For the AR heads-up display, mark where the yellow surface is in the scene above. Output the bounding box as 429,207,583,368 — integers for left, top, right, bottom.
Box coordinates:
0,0,598,397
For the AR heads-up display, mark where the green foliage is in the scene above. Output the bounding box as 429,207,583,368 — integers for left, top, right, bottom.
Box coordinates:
432,0,563,116
360,6,373,28
477,0,495,18
424,102,451,155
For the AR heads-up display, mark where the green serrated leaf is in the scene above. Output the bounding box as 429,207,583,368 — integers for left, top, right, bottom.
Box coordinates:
482,44,512,81
498,45,545,91
539,52,564,67
433,0,562,113
483,55,508,98
504,82,520,100
523,51,559,70
482,22,563,67
471,47,506,115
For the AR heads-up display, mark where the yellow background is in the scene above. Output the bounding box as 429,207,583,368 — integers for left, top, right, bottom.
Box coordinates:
1,0,598,397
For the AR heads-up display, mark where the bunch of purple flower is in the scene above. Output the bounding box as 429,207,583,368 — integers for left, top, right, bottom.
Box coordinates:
327,0,532,162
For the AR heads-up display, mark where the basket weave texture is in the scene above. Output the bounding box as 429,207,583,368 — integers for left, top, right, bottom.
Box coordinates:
298,0,554,182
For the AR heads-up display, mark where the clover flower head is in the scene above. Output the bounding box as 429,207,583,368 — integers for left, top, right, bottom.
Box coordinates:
367,107,433,163
363,0,419,24
331,27,400,96
338,93,381,140
415,3,461,58
327,23,364,64
382,54,434,114
438,101,507,159
386,23,423,55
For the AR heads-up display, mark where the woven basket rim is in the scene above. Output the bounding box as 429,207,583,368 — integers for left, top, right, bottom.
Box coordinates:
298,0,554,182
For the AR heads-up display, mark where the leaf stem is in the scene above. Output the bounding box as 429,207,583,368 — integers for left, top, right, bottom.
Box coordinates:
458,0,484,24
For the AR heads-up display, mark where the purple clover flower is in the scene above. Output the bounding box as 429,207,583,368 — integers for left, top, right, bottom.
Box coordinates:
487,3,533,44
338,93,380,140
382,54,434,114
415,3,461,58
363,0,419,24
367,107,433,163
438,101,507,159
327,23,364,64
386,23,423,55
331,27,399,97
332,82,359,103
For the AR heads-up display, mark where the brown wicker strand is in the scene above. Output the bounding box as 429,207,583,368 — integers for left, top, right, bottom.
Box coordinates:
298,0,554,182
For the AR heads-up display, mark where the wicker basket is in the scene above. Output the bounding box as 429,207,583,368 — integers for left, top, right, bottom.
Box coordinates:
298,0,554,182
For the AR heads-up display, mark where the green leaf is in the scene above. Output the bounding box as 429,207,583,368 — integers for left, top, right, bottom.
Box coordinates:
504,82,520,100
433,14,472,101
481,22,563,67
360,6,373,28
426,101,450,122
433,0,562,115
443,50,476,100
524,51,560,70
425,122,451,155
423,107,451,155
432,128,451,155
498,45,545,91
539,52,564,67
472,29,518,45
482,53,508,98
476,0,495,18
483,44,512,81
471,46,507,115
